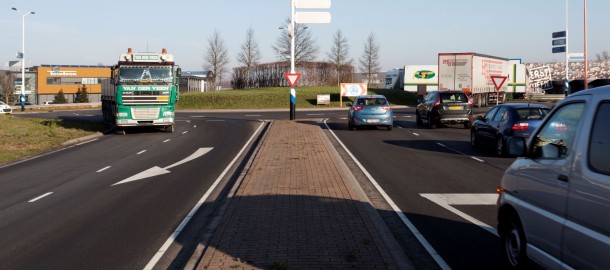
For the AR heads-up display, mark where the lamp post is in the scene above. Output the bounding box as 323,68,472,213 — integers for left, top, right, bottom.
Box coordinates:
12,7,35,98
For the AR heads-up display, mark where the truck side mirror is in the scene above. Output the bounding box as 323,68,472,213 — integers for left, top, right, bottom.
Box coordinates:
176,67,182,77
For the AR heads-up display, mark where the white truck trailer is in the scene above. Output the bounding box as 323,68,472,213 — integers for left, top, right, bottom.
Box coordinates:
438,52,514,107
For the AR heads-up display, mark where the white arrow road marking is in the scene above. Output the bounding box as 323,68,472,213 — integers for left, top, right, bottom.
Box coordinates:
421,193,498,236
112,147,213,186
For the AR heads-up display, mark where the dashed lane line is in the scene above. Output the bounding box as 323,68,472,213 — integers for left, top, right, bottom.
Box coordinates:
29,192,53,203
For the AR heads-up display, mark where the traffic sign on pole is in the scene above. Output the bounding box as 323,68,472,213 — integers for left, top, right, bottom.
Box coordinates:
295,0,331,9
490,76,508,91
285,73,301,88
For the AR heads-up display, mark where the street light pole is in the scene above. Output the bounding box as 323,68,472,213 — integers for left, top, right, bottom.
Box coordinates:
12,7,35,98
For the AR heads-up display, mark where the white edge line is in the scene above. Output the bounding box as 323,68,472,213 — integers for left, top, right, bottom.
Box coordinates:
76,138,99,146
323,119,451,270
143,120,267,270
420,194,498,236
29,192,53,202
96,166,111,173
436,142,485,163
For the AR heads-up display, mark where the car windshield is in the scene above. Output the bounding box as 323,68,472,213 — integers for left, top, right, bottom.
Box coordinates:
0,101,5,105
357,98,388,106
119,66,173,85
515,108,550,120
440,93,467,103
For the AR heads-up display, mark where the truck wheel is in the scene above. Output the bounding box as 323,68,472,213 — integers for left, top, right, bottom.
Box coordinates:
116,128,126,135
165,124,175,133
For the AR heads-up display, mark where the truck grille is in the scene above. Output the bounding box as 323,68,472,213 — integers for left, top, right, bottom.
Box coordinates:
131,107,160,119
122,95,169,105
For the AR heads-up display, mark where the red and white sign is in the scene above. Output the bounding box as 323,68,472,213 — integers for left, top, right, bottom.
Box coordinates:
285,73,301,88
490,76,508,91
340,83,367,97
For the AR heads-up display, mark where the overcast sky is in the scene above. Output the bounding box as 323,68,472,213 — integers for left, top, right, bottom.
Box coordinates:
1,0,608,72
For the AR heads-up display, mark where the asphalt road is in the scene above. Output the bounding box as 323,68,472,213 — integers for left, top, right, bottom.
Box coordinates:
0,114,264,269
5,106,537,269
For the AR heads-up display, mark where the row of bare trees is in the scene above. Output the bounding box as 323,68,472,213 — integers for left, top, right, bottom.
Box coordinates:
203,19,381,90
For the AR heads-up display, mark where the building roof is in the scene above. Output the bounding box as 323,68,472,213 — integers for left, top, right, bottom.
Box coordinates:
181,71,212,77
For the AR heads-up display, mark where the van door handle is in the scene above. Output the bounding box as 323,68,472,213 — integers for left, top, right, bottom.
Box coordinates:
557,174,569,182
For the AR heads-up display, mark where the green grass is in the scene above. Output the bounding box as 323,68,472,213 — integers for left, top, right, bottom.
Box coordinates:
176,86,418,110
0,116,107,165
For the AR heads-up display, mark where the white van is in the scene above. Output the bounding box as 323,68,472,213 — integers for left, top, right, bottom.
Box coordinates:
497,86,610,269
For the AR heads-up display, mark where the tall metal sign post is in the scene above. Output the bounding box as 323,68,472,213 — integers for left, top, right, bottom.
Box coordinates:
552,30,568,95
286,0,331,120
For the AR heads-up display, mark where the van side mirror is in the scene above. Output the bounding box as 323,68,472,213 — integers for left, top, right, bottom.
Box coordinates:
475,115,484,121
507,137,527,157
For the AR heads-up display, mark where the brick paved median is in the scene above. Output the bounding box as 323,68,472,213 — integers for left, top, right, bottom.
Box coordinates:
197,120,403,269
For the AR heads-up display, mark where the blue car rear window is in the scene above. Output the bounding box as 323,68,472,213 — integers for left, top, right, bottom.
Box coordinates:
357,98,388,106
515,108,550,120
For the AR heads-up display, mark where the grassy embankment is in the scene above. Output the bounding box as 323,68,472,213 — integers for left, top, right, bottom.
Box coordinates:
0,116,107,165
176,86,417,109
0,86,416,165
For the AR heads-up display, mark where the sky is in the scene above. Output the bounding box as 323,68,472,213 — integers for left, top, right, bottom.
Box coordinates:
1,0,608,73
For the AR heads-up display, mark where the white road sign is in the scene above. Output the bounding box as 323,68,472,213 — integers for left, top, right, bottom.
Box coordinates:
295,12,331,24
295,0,331,9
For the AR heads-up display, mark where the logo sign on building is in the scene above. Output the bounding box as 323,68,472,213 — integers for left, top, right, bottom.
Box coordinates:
527,66,553,91
340,83,367,97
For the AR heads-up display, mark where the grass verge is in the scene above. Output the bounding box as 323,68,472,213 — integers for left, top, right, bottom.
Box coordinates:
176,86,417,110
0,116,107,166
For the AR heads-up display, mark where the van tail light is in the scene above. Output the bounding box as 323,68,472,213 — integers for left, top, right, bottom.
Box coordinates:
497,186,504,194
381,105,391,111
512,122,529,131
353,106,364,111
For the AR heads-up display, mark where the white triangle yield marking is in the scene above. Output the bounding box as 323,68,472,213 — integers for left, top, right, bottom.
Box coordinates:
420,193,498,236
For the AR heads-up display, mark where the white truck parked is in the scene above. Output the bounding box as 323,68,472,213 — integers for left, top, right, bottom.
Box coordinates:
438,52,525,107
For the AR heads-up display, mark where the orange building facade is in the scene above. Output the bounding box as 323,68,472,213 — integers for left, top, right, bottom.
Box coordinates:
34,65,110,103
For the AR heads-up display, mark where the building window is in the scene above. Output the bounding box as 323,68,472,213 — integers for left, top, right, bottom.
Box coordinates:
46,77,100,85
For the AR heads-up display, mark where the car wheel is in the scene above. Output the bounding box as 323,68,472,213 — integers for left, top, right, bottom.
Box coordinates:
386,125,392,131
427,113,436,129
501,215,528,269
416,112,423,126
496,136,506,156
348,121,356,131
470,130,479,147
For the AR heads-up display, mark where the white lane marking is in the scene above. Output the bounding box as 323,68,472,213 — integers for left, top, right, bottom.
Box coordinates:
163,139,171,143
421,193,498,236
339,117,347,120
193,125,197,128
182,131,188,134
437,143,485,163
206,120,225,122
323,119,451,270
245,114,261,117
190,116,206,118
413,133,420,136
112,148,213,186
144,121,267,270
403,115,412,118
137,150,147,155
307,113,324,116
96,166,111,173
76,138,99,146
29,192,53,203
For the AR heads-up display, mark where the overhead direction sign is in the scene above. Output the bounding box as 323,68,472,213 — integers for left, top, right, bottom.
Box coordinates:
285,73,301,88
490,76,508,91
295,12,331,24
295,0,331,9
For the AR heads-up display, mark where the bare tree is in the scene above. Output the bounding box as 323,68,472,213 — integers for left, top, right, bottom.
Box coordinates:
204,30,230,90
236,27,262,89
0,71,15,104
359,33,381,86
273,18,318,66
326,29,352,86
596,51,609,62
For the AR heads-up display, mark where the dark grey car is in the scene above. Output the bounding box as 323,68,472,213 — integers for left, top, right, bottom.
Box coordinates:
416,90,473,129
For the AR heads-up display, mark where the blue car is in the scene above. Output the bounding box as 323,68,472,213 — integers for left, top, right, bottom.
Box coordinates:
348,95,393,131
470,103,550,156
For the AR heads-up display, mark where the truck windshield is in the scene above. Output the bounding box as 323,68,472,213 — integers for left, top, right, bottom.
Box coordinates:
119,66,173,85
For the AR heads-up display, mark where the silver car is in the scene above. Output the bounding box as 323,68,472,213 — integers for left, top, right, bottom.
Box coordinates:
497,86,610,269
